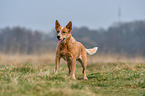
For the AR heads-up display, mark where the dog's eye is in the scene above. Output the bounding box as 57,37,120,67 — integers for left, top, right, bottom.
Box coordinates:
57,31,59,33
63,31,65,33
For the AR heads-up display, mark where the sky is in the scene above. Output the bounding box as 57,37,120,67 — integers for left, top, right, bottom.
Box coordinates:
0,0,145,32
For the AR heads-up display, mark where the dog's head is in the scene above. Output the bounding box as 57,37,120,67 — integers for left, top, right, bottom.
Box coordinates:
55,20,72,43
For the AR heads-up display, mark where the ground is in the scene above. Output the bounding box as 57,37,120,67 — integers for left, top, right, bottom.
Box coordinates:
0,58,145,96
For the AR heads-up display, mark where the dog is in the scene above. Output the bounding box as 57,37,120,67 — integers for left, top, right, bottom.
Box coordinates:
55,20,98,80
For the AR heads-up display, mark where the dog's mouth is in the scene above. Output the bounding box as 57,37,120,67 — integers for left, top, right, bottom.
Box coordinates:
58,38,65,43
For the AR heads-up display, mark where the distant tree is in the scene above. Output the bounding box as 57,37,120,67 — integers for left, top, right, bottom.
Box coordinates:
0,20,145,55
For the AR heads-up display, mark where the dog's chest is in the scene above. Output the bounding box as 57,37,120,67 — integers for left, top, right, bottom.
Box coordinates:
59,48,73,60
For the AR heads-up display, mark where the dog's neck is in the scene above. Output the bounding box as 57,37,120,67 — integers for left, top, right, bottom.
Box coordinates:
60,35,76,50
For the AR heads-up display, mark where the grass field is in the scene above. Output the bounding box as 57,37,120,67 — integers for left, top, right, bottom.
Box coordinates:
0,54,145,96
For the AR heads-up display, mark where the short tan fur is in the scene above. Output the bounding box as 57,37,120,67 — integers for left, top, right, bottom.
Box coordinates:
55,20,98,80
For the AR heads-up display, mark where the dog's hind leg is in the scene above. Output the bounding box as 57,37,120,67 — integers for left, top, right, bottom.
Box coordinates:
77,57,88,80
77,58,85,73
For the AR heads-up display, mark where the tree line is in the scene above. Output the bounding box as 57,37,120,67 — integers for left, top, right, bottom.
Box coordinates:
0,20,145,55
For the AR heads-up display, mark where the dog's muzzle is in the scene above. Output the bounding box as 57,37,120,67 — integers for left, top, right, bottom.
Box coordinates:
57,35,60,40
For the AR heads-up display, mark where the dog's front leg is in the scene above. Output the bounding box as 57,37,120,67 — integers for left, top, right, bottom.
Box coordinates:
72,58,76,79
55,56,60,74
67,61,72,76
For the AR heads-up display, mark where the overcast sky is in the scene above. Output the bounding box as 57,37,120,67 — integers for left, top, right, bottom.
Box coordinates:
0,0,145,32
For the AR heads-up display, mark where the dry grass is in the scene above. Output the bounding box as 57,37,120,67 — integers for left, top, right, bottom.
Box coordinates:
0,52,144,66
0,53,55,65
87,53,145,64
0,53,145,96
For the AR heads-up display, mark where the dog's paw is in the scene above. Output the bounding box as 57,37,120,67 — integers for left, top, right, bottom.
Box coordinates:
55,71,58,74
84,77,88,80
72,76,76,80
72,78,76,80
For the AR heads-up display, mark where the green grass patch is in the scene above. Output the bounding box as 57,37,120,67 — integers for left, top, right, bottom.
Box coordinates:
0,63,145,96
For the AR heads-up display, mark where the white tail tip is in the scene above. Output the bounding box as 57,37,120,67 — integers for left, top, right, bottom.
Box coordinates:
86,47,98,55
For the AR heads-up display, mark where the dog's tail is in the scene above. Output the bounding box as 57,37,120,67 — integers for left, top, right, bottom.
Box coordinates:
86,47,98,55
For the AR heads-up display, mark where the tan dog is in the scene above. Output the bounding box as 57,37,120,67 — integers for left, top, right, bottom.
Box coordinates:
55,20,98,80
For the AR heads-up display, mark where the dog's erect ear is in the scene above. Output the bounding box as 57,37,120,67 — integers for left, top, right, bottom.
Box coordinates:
66,21,72,32
55,20,60,30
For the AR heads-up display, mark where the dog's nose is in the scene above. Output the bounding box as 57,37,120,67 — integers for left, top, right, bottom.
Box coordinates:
57,35,60,39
